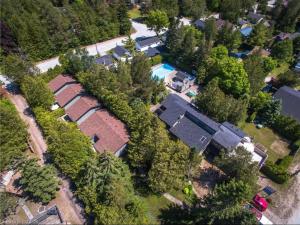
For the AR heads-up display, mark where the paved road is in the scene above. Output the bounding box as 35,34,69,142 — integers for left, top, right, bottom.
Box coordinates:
4,85,84,224
36,21,156,73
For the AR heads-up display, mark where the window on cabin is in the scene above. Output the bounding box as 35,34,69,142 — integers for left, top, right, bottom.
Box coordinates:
92,135,99,144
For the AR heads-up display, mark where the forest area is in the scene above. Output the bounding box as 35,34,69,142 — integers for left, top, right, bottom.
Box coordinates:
0,0,131,61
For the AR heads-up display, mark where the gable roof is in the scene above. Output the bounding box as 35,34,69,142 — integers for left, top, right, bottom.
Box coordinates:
248,12,264,23
95,55,114,66
65,95,100,122
136,36,160,48
55,83,83,107
158,94,220,151
113,46,131,57
274,86,300,122
79,110,129,154
194,19,205,29
48,74,76,93
212,122,247,149
145,47,160,57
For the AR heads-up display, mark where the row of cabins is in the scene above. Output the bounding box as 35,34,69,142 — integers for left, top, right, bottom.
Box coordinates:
156,94,268,168
48,74,129,156
95,36,161,66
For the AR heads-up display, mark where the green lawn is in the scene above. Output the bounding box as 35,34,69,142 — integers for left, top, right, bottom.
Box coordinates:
128,8,142,19
268,62,289,78
241,123,290,162
142,194,171,224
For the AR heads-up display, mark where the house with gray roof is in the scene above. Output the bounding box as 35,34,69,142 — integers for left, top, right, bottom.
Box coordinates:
112,45,132,62
274,86,300,122
145,47,160,57
194,19,205,30
247,12,264,24
156,94,268,167
136,36,161,52
95,55,114,68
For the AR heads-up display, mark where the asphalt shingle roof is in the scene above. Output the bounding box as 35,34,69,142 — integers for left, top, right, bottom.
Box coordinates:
48,74,76,93
95,55,114,66
113,46,131,57
274,86,300,122
158,94,220,151
136,36,160,48
145,47,160,57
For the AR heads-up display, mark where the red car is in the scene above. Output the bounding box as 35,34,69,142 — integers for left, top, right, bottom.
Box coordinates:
252,194,268,212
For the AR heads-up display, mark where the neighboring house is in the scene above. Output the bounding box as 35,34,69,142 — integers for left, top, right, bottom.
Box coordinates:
274,86,300,122
294,62,300,72
194,19,205,30
112,45,132,62
156,94,268,167
230,51,251,59
136,36,161,52
79,110,129,156
65,95,100,122
247,12,264,24
95,54,114,68
28,205,63,225
48,75,130,157
276,32,291,41
145,47,160,58
171,71,194,93
54,83,84,107
48,74,77,94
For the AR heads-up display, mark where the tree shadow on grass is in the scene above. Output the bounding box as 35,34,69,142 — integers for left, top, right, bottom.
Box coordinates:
158,204,195,225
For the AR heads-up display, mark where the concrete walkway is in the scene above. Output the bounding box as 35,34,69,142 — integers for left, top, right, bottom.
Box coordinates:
163,193,183,206
21,204,33,221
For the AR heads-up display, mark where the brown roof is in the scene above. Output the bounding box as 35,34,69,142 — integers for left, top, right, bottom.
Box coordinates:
48,74,76,93
65,96,99,121
79,110,129,154
55,83,83,107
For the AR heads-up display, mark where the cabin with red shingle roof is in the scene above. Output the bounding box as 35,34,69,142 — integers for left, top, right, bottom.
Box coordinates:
48,75,129,157
65,95,100,122
79,110,129,156
55,83,84,107
48,74,77,93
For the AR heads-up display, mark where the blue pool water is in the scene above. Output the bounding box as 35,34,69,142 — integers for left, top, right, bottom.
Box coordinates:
152,64,175,80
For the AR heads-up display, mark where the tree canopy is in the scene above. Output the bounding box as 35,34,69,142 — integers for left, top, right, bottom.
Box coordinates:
0,98,28,171
0,0,131,61
21,76,54,109
145,10,170,37
195,79,248,124
20,159,59,204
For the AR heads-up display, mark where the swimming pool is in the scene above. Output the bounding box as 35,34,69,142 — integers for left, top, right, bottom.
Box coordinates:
151,63,175,80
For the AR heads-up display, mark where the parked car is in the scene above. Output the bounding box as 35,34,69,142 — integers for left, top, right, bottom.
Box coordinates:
252,194,268,212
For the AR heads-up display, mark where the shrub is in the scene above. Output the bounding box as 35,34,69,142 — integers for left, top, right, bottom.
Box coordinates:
261,161,290,184
272,115,300,142
247,112,257,123
277,155,293,170
151,55,162,66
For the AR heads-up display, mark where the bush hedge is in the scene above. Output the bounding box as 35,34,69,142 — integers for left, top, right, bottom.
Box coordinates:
150,55,162,66
272,115,300,142
261,156,293,184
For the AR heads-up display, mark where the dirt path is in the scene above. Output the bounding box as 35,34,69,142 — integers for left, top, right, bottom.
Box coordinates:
7,92,46,162
6,89,84,224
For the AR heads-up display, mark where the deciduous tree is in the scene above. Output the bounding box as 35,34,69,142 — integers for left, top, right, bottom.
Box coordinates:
145,10,169,37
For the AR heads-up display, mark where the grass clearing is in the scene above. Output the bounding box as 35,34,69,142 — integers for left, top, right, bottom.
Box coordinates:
241,123,290,162
269,62,289,78
142,194,171,224
128,8,142,19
